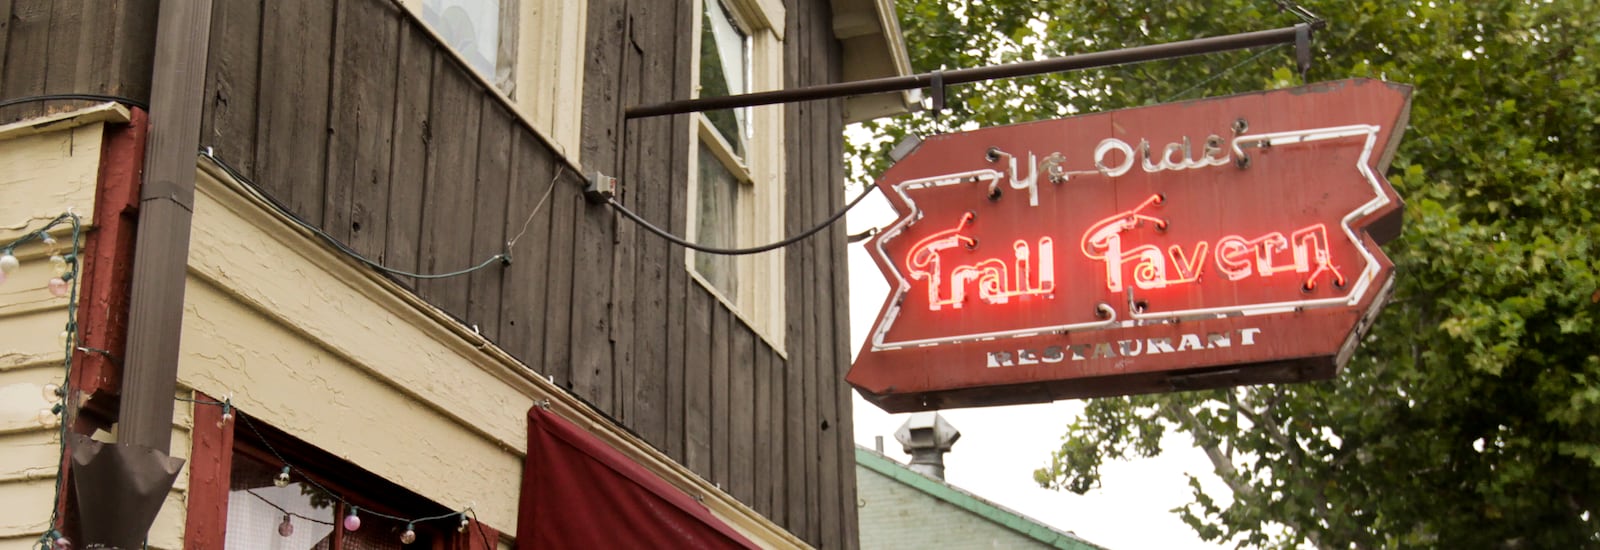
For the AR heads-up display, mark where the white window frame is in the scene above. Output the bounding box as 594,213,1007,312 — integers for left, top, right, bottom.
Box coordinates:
686,0,787,353
402,0,588,165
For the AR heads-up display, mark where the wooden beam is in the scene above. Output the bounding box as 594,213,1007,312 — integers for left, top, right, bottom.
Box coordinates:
118,0,214,452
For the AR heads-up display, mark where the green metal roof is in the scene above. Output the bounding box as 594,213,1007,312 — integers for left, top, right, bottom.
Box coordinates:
855,446,1106,550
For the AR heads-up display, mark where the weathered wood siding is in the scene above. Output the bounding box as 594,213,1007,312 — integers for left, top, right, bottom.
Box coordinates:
0,0,157,124
191,0,859,547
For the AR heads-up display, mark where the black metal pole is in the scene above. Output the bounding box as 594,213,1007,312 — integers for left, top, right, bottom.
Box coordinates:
626,24,1309,119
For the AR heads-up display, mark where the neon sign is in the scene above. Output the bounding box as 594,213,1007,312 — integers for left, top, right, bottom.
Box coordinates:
906,212,1055,310
849,79,1412,413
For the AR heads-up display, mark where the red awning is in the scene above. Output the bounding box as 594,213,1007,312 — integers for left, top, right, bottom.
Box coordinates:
516,407,760,549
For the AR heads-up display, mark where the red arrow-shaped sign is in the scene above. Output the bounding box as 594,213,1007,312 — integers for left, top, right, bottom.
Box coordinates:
849,79,1413,413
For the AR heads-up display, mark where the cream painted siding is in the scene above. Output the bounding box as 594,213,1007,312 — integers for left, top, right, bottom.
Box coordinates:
0,107,119,549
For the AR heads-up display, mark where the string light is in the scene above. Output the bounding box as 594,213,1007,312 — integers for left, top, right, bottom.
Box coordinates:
277,514,295,538
343,507,362,532
274,466,291,488
400,523,417,544
9,213,82,550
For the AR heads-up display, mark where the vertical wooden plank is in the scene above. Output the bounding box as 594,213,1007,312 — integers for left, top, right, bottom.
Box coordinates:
467,99,513,340
107,0,159,103
569,203,615,412
761,343,787,521
753,340,773,516
730,325,755,505
610,26,642,426
0,0,50,122
325,0,400,252
662,0,694,466
568,0,623,416
710,303,732,491
498,134,558,369
385,25,434,290
831,103,863,550
0,0,13,78
799,1,823,539
764,345,787,522
199,0,262,175
255,0,334,223
781,0,810,535
541,178,580,388
41,1,82,97
619,0,683,446
811,12,843,545
684,287,713,476
415,60,481,315
579,0,624,172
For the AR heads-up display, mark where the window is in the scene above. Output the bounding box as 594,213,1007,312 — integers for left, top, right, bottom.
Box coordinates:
687,0,786,350
407,0,588,165
215,418,476,550
421,0,516,93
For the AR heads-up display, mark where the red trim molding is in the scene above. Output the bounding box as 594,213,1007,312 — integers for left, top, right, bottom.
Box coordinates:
73,107,147,406
183,391,236,549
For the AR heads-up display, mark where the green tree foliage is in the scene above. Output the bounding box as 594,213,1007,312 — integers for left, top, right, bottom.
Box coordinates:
852,1,1600,547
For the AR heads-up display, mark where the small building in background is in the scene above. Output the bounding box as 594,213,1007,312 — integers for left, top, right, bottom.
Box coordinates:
856,413,1104,550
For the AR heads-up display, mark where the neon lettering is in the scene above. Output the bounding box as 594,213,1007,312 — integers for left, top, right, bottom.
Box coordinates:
907,212,1055,310
1214,224,1345,289
1093,135,1231,178
1080,194,1169,292
1080,194,1344,292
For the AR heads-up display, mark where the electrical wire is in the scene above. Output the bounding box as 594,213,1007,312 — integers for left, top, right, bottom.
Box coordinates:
200,150,511,280
1163,44,1288,103
608,183,880,255
243,490,336,526
0,93,149,111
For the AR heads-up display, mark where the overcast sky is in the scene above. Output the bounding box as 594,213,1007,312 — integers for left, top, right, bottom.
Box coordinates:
845,191,1231,550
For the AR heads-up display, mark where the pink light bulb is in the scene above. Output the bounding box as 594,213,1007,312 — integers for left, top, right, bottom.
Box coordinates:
278,515,295,537
343,510,361,531
51,536,72,550
48,278,69,297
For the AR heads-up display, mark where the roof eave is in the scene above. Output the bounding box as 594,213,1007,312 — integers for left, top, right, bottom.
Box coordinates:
830,0,917,123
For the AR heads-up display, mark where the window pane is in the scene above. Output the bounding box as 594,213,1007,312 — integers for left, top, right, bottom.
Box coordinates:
226,453,338,550
696,145,740,301
423,0,501,82
699,0,749,157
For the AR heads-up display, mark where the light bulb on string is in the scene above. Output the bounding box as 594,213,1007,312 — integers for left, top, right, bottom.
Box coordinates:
0,252,18,275
58,330,71,349
343,507,361,532
48,277,69,297
274,466,291,488
37,408,56,426
49,254,68,276
278,514,295,537
43,383,61,403
41,234,57,253
48,531,72,550
400,523,417,545
458,514,469,533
